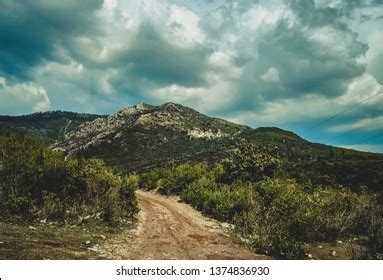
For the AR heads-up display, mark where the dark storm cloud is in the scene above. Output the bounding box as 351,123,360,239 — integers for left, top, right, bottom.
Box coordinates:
109,23,211,88
256,20,368,98
287,0,340,26
1,0,382,152
195,0,370,118
0,0,103,81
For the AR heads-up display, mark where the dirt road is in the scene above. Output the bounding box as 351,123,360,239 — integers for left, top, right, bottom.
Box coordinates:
101,190,267,260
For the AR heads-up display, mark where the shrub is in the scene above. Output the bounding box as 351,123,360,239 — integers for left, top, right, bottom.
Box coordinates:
139,170,162,190
0,130,138,225
363,204,383,259
156,164,208,195
5,195,38,222
220,143,281,184
182,178,253,221
297,187,360,241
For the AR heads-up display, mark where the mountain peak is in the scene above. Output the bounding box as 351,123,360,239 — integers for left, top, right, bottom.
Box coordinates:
53,102,248,168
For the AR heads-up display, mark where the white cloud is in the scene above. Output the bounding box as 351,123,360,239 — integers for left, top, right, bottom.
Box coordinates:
261,67,280,82
166,5,205,47
329,116,383,133
340,144,383,154
149,75,237,114
0,77,50,115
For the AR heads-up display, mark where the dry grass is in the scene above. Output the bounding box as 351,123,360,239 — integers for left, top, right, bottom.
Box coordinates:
0,222,123,260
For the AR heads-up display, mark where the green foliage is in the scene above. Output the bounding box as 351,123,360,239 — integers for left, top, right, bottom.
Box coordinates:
233,179,307,259
158,163,208,195
138,163,208,195
5,195,38,222
138,153,383,259
139,169,163,190
361,203,383,259
0,111,104,143
220,143,282,184
234,179,381,259
182,178,253,221
0,130,138,225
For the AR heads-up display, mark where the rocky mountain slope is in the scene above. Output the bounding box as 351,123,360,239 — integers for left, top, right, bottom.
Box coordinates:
2,102,382,194
0,111,105,143
53,103,248,170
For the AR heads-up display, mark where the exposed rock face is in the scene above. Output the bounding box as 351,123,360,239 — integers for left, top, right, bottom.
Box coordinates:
53,102,248,170
187,128,226,139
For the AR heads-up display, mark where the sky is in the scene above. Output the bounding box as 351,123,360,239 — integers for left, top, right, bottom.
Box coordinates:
0,0,382,152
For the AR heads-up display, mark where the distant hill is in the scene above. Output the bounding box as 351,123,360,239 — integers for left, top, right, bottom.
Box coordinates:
51,103,383,194
0,111,106,143
53,103,248,170
1,103,382,194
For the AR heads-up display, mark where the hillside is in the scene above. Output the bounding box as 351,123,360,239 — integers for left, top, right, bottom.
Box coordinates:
1,103,382,193
1,102,383,260
0,111,106,143
51,102,383,194
53,103,248,170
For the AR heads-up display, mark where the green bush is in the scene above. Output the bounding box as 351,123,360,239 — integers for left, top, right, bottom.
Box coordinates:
182,177,253,221
5,195,38,222
139,163,208,195
232,178,382,259
139,170,162,190
0,130,138,225
220,143,281,184
362,204,383,259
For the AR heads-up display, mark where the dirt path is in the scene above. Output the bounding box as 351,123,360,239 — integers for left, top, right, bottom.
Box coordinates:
101,190,268,260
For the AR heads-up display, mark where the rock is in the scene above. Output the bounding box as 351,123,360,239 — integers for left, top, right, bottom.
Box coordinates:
331,250,336,257
87,245,99,252
28,226,37,230
240,237,251,245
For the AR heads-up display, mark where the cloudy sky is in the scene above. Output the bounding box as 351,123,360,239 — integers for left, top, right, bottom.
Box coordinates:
0,0,383,152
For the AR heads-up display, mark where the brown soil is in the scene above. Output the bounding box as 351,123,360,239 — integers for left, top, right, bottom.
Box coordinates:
101,190,268,260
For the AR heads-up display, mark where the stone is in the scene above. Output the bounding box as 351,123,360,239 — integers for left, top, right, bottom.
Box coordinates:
87,245,99,252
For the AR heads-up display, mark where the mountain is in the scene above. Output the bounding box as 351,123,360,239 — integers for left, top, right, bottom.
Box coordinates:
2,103,382,194
0,111,106,143
53,103,248,170
51,102,383,194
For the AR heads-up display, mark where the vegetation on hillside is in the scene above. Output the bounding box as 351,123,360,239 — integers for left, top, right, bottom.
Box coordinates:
0,111,105,143
0,129,138,226
1,104,382,260
138,143,383,259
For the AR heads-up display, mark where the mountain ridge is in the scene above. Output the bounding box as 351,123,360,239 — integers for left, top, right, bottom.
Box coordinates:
1,103,382,194
0,110,106,143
